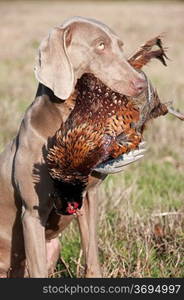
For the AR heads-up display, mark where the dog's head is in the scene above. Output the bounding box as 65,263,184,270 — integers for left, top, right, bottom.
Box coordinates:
35,16,146,100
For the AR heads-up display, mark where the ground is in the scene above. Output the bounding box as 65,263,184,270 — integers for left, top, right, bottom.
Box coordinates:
0,0,184,277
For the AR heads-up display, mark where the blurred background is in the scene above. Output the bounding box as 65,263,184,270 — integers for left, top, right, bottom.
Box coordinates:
0,0,184,277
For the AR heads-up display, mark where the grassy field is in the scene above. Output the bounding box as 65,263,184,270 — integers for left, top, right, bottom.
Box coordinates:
0,1,184,277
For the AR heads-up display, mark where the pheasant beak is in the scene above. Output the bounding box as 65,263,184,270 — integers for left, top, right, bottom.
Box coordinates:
66,202,79,214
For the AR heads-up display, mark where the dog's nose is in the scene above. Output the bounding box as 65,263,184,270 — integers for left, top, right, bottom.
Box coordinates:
131,78,146,94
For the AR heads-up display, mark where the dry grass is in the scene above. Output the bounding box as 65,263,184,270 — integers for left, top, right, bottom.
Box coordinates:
0,1,184,277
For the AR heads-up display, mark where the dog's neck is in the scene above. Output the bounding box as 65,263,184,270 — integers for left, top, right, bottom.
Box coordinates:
35,83,64,103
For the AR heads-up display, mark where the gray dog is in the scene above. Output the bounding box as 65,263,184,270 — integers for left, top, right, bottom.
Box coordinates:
0,17,146,278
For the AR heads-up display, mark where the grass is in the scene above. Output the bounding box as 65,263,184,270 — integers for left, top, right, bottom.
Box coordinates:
0,1,184,277
58,162,184,277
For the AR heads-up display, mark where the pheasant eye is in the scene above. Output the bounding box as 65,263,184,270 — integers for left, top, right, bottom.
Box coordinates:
97,42,105,51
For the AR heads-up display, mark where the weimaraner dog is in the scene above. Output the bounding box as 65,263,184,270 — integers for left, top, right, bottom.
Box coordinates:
0,17,146,278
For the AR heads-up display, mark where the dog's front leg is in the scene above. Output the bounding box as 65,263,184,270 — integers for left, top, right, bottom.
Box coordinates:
78,188,102,278
13,144,54,278
85,188,102,278
22,207,48,278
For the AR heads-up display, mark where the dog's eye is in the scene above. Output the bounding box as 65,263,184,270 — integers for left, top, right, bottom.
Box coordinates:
97,42,105,51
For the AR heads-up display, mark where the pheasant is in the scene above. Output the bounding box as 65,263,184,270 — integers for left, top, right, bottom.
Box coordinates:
47,36,183,215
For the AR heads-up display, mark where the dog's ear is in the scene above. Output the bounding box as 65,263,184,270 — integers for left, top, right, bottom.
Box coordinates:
34,26,74,100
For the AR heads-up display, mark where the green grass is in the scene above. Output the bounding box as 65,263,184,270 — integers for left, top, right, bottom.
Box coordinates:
56,232,81,277
55,161,184,278
124,162,184,213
